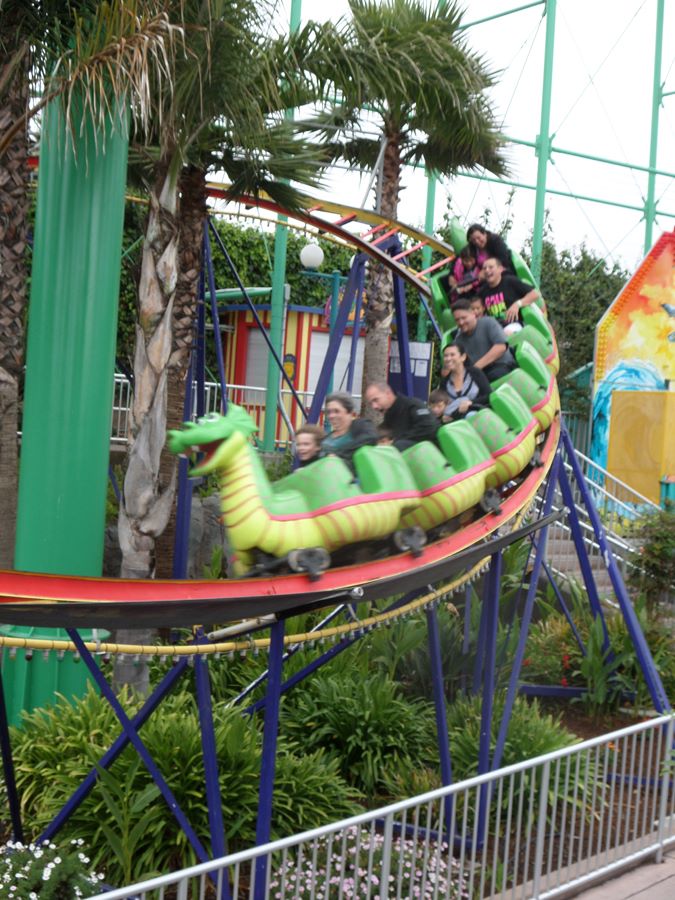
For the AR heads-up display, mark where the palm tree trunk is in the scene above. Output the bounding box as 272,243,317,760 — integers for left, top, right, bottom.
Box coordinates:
361,125,402,409
0,39,29,568
155,166,207,577
114,156,182,693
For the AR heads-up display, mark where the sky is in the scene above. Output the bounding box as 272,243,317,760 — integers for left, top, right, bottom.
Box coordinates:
270,0,675,273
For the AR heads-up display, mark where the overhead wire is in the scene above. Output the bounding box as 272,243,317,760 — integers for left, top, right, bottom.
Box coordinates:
460,10,544,226
555,2,646,201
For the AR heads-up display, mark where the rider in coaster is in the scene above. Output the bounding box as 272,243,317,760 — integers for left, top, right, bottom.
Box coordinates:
441,343,491,420
479,257,540,324
295,424,325,467
321,392,377,463
451,298,516,383
364,382,439,451
466,223,515,273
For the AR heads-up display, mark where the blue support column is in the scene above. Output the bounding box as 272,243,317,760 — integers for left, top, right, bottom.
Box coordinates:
254,619,286,899
557,462,610,639
194,634,230,899
391,267,414,396
471,582,488,695
492,454,560,772
462,583,472,694
560,428,670,712
40,656,190,842
426,604,453,839
209,221,308,418
204,223,228,412
308,258,365,423
476,553,502,846
478,554,501,776
346,264,366,394
64,630,209,863
0,667,23,842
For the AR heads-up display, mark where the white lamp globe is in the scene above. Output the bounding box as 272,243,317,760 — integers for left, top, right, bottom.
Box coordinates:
300,242,324,269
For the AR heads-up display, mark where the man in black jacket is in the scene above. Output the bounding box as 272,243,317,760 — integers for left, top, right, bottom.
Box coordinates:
364,382,438,451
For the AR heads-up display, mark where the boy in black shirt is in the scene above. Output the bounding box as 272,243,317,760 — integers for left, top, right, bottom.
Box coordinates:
479,258,540,324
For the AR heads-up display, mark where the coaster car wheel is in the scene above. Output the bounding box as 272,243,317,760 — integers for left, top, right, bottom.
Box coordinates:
287,547,331,581
479,488,503,516
393,526,427,557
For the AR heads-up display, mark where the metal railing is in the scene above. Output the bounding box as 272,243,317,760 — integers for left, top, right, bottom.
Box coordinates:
111,375,349,447
92,715,675,899
536,445,661,585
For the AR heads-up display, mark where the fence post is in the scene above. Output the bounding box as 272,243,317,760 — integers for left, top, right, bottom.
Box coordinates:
656,715,675,862
532,759,551,897
380,812,394,895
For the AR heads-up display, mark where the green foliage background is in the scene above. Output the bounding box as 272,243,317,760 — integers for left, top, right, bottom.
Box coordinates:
117,206,354,369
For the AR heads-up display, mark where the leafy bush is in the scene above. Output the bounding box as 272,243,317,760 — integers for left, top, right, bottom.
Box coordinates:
12,688,360,886
446,693,576,781
0,838,105,899
446,693,582,837
524,583,675,711
281,672,437,796
629,510,675,612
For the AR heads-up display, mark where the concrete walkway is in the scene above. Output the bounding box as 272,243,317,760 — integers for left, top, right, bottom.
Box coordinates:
572,848,675,899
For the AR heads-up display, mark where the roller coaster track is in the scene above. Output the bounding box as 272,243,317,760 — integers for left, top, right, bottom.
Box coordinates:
206,182,458,294
0,185,561,632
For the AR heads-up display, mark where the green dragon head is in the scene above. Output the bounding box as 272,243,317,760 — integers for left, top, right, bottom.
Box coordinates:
167,405,258,476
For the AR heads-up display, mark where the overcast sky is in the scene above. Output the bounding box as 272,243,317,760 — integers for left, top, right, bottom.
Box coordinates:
273,0,675,271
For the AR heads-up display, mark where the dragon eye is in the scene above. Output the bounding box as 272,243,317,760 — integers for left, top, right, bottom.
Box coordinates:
197,412,221,425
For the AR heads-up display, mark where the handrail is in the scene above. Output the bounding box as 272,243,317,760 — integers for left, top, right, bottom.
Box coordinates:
574,449,660,512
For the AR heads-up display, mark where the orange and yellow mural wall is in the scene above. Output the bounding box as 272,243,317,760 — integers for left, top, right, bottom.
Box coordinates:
592,231,675,503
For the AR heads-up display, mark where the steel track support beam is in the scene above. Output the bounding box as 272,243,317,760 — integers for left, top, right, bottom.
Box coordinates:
253,619,286,900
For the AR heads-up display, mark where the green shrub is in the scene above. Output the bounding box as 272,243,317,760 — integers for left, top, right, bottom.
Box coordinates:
281,672,437,796
524,585,675,711
12,687,360,886
628,510,675,611
446,693,582,836
446,693,577,781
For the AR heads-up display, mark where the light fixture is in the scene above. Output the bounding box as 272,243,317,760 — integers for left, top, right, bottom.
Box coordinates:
300,242,324,269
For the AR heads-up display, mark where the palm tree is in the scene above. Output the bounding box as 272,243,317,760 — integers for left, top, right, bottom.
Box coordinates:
0,0,183,568
306,0,507,392
119,1,369,588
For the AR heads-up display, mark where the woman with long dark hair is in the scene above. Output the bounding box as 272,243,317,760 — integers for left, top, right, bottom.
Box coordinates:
440,343,491,420
466,223,514,273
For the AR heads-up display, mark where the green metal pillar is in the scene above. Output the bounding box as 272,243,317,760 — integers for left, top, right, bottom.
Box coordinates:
328,270,341,393
530,0,557,283
4,96,125,724
15,98,128,574
263,0,303,451
416,172,437,341
644,0,665,255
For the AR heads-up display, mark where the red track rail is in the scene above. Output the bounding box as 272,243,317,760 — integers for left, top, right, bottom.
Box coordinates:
0,420,560,627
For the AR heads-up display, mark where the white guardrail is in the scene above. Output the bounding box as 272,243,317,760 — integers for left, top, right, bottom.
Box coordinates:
111,375,344,448
93,715,675,899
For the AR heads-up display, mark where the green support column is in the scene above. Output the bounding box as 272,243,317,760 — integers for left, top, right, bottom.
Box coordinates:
530,0,557,283
15,98,128,573
644,0,665,254
416,172,437,341
263,0,303,451
4,96,126,725
327,270,341,393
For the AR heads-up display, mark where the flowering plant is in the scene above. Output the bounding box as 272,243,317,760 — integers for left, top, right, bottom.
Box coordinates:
0,839,105,899
268,825,468,899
